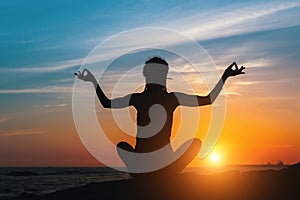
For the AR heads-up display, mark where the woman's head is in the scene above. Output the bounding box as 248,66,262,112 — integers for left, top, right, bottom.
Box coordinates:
143,56,169,86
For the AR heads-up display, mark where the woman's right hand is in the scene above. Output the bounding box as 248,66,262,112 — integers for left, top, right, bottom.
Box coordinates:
223,62,245,78
75,68,96,83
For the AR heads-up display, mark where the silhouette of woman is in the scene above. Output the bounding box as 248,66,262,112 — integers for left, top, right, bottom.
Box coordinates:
76,57,245,177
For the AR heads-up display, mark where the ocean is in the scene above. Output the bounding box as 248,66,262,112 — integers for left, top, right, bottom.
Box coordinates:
0,165,287,199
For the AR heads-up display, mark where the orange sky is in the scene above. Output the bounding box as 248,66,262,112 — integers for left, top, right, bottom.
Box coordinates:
1,73,299,167
1,0,300,167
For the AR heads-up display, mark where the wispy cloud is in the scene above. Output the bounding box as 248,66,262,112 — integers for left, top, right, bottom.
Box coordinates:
34,104,68,108
10,58,83,73
7,48,118,73
0,116,8,123
1,1,299,101
6,1,300,75
0,129,48,137
0,86,73,94
235,81,260,86
224,90,242,97
174,1,300,40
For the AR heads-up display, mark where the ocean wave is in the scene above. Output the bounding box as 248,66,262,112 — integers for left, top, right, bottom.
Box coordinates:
4,167,120,177
6,171,40,176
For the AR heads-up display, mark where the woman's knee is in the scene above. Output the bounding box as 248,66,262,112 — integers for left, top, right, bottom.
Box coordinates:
117,141,134,152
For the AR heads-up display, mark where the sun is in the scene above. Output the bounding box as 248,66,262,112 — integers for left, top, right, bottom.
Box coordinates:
210,153,221,163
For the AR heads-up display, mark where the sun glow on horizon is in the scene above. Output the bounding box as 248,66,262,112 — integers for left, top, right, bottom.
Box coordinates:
209,152,222,165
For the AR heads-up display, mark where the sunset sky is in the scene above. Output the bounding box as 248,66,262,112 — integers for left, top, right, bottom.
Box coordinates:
1,0,300,167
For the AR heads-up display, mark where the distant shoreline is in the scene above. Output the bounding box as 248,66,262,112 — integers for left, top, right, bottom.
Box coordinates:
6,162,299,200
0,163,292,168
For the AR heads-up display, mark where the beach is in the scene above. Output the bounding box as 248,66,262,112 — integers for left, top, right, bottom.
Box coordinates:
8,162,300,200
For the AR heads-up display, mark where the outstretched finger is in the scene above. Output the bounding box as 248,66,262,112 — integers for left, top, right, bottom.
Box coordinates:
234,62,239,68
75,71,81,76
235,64,239,70
239,66,245,74
228,62,235,69
233,62,239,70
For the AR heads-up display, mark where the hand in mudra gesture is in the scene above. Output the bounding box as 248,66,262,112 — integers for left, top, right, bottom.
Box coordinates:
224,62,245,78
75,68,97,83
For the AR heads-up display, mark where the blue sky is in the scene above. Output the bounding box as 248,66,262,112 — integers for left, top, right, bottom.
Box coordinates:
0,0,300,165
1,0,300,92
1,0,300,125
1,0,299,104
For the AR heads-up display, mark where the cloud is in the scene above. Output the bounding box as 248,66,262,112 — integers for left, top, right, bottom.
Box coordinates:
10,58,83,73
224,90,241,97
1,0,298,102
0,117,8,123
0,86,73,94
5,1,299,76
173,1,300,41
34,104,68,108
0,129,49,137
7,47,119,73
235,81,260,86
